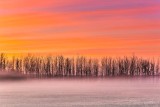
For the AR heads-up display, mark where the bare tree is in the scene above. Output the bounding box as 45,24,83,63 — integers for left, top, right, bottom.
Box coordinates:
64,58,72,76
92,59,99,76
0,53,7,71
0,53,159,78
57,56,64,76
76,56,85,76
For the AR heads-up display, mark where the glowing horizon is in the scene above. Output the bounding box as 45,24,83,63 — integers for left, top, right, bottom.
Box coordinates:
0,0,160,58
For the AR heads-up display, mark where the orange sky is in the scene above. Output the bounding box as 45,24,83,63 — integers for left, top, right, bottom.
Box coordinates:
0,0,160,58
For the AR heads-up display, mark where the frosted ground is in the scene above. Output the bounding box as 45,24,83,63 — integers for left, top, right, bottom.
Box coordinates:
1,78,160,107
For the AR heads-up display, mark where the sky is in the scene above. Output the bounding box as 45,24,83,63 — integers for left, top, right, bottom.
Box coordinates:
0,0,160,58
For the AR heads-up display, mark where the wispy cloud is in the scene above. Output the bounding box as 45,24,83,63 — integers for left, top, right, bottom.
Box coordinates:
0,0,159,57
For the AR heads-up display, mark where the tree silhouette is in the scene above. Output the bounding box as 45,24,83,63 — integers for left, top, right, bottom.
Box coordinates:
0,53,159,78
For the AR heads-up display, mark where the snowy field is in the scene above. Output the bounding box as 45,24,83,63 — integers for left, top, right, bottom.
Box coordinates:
1,78,160,107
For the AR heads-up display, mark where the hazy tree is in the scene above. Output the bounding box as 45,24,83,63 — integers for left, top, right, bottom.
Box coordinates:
64,58,72,76
71,58,75,76
136,59,141,76
15,58,23,73
130,56,136,76
92,59,99,76
84,58,92,76
76,56,82,76
44,56,52,77
0,53,159,78
53,56,58,76
118,58,124,76
56,56,64,76
155,60,159,75
123,57,130,76
23,56,30,75
111,60,116,76
101,58,106,76
0,53,7,71
150,61,155,76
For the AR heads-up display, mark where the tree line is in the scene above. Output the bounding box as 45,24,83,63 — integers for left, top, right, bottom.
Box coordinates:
0,53,159,77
